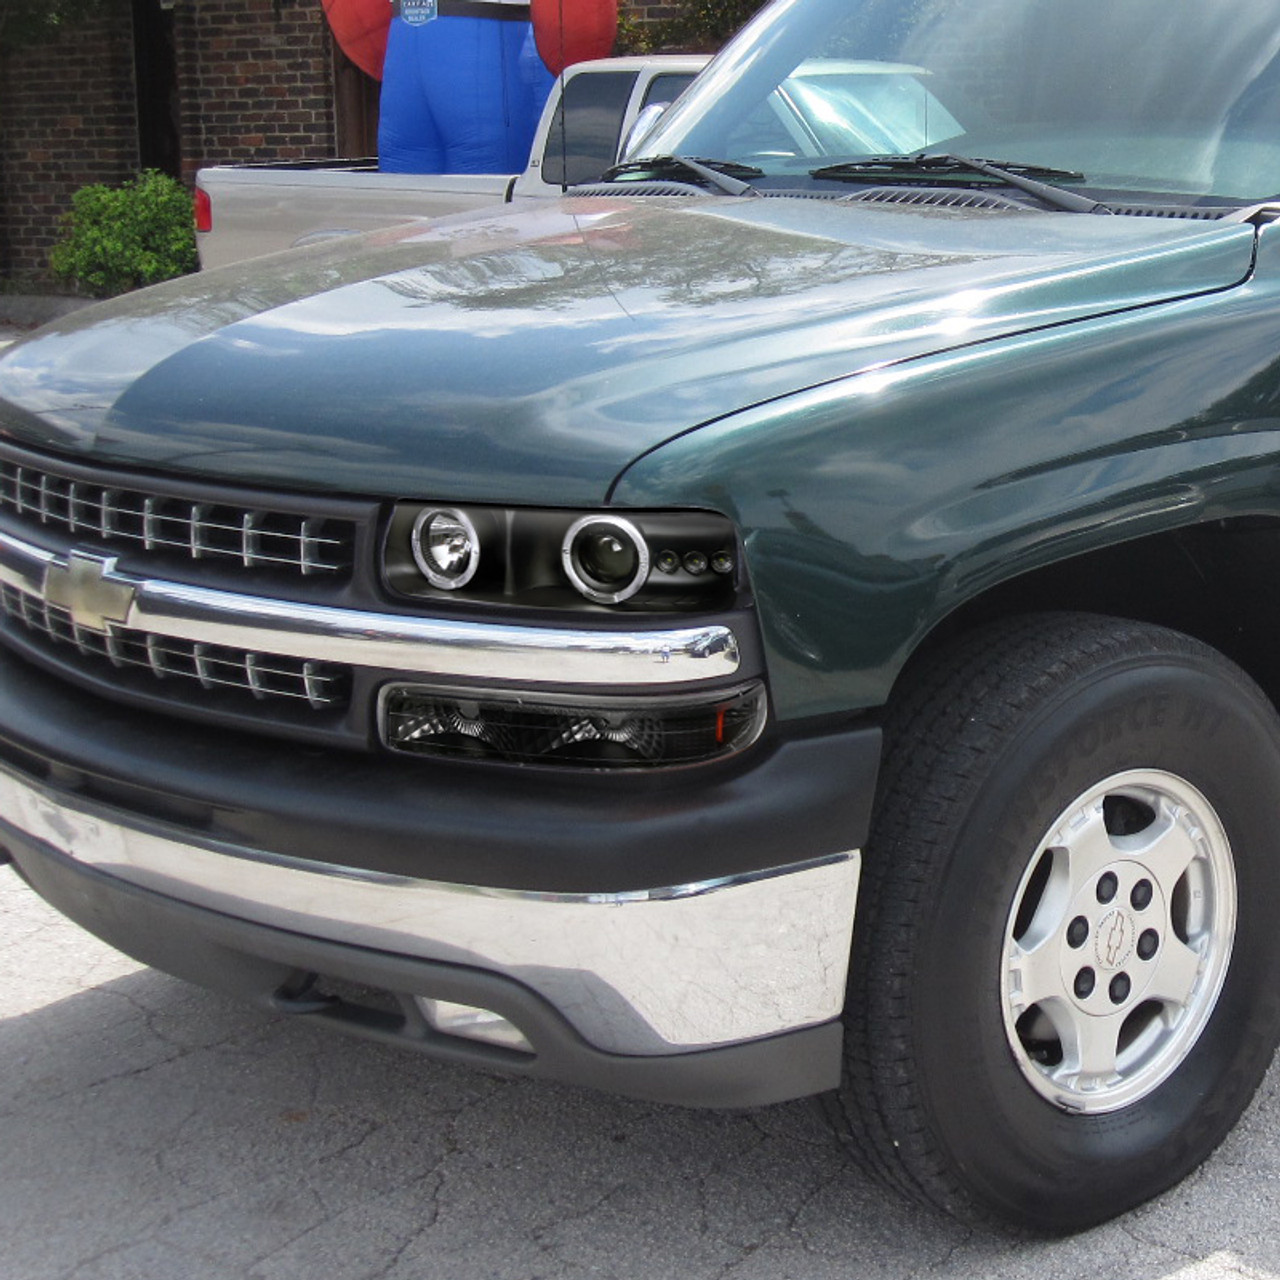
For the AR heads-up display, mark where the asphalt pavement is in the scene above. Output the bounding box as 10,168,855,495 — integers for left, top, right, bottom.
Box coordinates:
4,871,1280,1280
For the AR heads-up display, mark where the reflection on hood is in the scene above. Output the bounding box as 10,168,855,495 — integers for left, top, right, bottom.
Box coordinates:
0,196,1256,506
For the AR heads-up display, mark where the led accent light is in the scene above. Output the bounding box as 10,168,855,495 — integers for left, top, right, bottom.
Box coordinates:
412,507,480,590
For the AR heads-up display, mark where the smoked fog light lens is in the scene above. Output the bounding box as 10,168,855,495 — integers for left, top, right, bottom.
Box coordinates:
412,507,480,590
381,682,767,769
562,515,650,605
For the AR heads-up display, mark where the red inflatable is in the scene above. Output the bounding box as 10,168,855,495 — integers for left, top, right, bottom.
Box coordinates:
323,0,391,81
531,0,618,76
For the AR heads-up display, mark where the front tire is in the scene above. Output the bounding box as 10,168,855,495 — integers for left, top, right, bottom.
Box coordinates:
834,614,1280,1231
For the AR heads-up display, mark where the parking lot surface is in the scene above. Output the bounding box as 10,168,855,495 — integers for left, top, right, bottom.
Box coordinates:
5,872,1280,1280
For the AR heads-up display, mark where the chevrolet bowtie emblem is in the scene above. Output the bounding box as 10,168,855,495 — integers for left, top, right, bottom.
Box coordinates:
42,551,137,634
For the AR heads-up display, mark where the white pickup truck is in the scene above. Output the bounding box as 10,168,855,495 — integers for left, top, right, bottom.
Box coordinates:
194,55,707,269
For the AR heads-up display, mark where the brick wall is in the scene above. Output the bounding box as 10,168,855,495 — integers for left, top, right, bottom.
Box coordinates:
0,0,684,285
625,4,685,20
0,12,138,281
0,0,335,282
173,0,335,185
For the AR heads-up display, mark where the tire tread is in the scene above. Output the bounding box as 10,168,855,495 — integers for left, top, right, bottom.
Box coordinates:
826,612,1250,1227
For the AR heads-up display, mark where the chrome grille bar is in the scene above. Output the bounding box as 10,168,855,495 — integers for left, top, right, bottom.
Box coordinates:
0,459,354,576
0,529,742,686
0,582,349,710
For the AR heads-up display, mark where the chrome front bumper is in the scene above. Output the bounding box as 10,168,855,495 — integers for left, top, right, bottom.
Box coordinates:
0,760,860,1056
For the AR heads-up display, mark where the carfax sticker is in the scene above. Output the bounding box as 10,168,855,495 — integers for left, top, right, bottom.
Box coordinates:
400,0,437,25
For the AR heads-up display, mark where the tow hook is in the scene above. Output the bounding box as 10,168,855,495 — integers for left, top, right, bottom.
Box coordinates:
270,975,338,1016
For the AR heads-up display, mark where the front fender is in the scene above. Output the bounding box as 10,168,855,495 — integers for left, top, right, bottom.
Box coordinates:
611,228,1280,721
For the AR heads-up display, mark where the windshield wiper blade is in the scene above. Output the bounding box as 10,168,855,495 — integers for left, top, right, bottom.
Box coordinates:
812,154,1085,181
601,154,763,197
811,153,1109,214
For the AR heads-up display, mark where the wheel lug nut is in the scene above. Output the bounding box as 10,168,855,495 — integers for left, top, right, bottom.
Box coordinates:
1097,872,1119,904
1138,929,1160,960
1067,916,1089,948
1131,879,1154,910
1110,973,1131,1004
1074,967,1096,998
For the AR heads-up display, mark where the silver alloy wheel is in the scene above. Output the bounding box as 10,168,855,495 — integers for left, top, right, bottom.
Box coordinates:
1001,769,1237,1113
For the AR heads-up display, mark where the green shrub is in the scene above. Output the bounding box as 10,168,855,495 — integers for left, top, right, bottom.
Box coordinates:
49,170,198,298
0,0,120,52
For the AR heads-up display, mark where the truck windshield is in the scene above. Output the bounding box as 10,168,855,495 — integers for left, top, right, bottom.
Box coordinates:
636,0,1280,205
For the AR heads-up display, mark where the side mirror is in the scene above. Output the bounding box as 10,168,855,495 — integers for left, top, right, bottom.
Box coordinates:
620,103,669,162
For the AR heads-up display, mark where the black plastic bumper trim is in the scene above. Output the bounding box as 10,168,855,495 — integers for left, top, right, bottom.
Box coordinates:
0,644,881,894
7,834,843,1108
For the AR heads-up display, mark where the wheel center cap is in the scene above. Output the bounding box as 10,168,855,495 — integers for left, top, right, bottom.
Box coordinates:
1094,909,1135,970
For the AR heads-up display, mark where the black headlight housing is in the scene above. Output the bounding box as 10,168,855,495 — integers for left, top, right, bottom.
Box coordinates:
384,504,744,612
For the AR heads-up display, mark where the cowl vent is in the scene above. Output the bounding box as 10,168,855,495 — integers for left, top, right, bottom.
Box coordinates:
567,182,1242,221
567,181,710,198
837,186,1029,212
1106,203,1231,220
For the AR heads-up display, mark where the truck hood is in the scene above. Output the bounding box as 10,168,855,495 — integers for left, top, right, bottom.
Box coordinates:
0,196,1257,505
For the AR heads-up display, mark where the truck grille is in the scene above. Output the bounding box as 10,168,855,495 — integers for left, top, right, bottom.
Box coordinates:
1,583,350,712
0,459,355,578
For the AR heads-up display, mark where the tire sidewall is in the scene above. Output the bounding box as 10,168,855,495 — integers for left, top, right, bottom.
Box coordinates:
913,653,1280,1231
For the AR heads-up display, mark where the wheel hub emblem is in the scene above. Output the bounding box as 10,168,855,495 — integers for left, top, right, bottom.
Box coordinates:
1095,909,1135,970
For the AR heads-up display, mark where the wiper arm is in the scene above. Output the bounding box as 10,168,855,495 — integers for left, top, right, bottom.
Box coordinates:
811,153,1110,215
812,154,1086,181
601,154,763,197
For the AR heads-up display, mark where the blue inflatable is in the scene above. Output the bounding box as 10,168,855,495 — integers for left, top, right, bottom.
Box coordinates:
379,0,555,174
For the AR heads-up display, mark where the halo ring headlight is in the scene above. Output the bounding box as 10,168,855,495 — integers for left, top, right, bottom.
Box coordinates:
412,507,481,591
562,515,650,605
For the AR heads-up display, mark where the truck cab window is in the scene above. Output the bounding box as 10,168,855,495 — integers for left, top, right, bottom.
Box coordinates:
542,71,640,188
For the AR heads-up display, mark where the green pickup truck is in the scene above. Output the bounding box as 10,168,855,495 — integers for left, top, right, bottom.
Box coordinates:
4,0,1280,1233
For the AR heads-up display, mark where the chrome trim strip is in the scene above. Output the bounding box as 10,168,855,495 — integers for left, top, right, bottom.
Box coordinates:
0,528,741,685
0,527,53,596
0,761,859,1054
